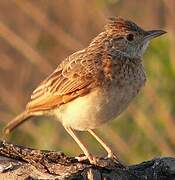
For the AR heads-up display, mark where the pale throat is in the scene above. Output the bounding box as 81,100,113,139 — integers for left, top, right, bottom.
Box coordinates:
138,41,150,57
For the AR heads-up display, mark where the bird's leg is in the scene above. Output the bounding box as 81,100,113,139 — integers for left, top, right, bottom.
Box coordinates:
64,127,97,164
88,129,125,167
88,129,114,158
88,129,124,167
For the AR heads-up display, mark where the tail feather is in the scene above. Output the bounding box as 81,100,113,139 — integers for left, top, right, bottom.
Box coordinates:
3,111,33,135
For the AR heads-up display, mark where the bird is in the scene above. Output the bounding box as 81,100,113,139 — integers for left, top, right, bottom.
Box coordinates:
4,17,166,164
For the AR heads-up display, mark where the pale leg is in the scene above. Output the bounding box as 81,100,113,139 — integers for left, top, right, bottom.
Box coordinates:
64,127,96,164
88,129,125,167
88,129,114,158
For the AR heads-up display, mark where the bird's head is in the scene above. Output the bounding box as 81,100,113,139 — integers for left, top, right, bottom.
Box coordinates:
105,17,166,59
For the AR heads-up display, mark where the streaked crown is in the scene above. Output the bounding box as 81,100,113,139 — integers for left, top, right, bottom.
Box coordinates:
104,17,166,58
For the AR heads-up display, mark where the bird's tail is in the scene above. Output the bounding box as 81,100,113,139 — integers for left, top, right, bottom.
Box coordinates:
3,111,33,136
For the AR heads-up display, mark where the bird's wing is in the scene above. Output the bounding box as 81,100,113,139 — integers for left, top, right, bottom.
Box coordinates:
26,49,101,112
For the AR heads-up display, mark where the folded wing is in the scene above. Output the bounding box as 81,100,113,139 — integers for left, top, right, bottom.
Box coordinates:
27,49,101,112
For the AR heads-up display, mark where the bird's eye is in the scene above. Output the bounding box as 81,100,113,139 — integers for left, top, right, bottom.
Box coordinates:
126,33,134,41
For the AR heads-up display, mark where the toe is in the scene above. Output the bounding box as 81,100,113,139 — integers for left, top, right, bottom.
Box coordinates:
75,155,88,162
76,154,98,165
107,153,126,168
88,155,99,165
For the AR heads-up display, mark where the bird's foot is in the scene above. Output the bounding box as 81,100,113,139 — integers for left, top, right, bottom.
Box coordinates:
107,152,126,168
88,154,99,165
75,154,88,162
76,153,125,168
75,154,99,165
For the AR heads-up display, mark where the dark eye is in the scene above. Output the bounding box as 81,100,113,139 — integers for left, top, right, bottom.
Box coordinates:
126,33,134,41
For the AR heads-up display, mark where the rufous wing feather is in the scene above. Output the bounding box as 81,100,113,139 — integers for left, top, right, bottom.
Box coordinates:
26,49,100,113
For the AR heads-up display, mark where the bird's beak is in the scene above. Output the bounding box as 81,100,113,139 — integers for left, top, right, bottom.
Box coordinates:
144,30,167,41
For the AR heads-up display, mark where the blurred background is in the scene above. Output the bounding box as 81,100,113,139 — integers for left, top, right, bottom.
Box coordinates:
0,0,175,164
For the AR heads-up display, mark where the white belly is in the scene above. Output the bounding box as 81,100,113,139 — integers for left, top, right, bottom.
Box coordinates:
54,84,141,131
